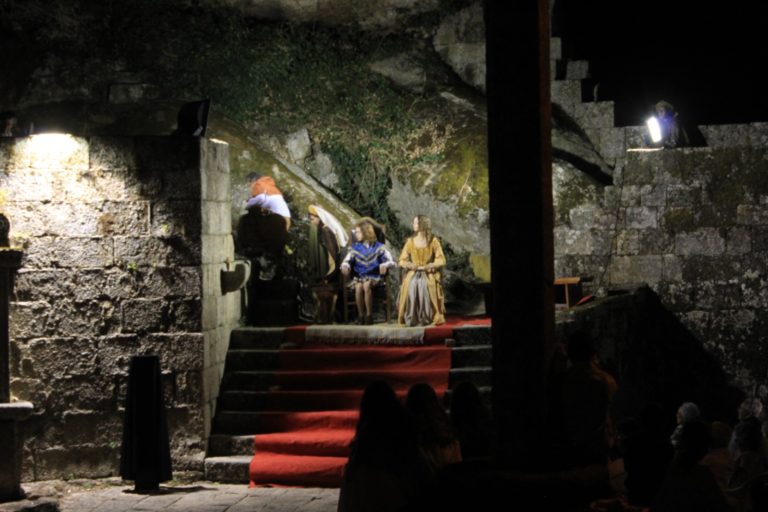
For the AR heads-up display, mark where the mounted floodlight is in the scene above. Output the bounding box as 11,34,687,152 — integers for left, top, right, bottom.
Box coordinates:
646,116,662,143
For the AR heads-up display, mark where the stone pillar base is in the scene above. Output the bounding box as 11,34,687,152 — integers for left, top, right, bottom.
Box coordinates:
0,402,33,503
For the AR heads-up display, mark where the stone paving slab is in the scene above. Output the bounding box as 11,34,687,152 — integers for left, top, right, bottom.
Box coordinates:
59,484,339,512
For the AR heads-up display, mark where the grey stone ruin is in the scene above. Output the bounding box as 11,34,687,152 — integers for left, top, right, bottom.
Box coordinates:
0,213,31,502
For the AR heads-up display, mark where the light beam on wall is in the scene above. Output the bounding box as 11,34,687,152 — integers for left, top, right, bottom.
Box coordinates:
21,134,84,172
27,134,80,158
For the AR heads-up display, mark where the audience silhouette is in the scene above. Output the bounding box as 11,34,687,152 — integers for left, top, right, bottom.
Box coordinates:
339,348,768,512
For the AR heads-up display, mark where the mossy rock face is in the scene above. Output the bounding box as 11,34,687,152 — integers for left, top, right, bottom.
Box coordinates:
388,96,489,263
469,253,491,282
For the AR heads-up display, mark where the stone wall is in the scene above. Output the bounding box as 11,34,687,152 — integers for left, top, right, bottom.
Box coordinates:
0,135,239,479
555,128,768,398
200,140,242,442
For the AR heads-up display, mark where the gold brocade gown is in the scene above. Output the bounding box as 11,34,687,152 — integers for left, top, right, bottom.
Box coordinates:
397,237,446,326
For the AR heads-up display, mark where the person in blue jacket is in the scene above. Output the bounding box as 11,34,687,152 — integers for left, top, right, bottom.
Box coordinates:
341,220,395,324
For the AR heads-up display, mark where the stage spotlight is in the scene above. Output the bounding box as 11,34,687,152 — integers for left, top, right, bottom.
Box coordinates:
644,100,690,148
646,116,662,144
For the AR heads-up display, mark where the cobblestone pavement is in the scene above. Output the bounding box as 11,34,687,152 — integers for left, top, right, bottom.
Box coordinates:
59,485,339,512
8,479,338,512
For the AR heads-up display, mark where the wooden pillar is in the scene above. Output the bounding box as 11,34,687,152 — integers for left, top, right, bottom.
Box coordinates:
486,0,555,465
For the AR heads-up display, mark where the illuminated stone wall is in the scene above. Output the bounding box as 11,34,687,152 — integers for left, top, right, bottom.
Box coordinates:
0,135,240,479
554,127,768,399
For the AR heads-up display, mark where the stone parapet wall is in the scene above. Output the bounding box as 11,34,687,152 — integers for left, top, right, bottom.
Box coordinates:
0,135,238,479
555,144,768,396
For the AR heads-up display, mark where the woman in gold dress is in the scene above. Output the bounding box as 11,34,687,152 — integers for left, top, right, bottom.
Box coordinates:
397,215,446,326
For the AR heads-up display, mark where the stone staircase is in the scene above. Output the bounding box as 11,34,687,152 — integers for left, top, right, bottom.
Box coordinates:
549,35,758,166
550,37,640,174
447,325,492,408
203,324,492,483
204,327,285,483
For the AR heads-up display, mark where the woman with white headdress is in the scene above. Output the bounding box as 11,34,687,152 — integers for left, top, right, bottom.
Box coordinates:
308,204,348,283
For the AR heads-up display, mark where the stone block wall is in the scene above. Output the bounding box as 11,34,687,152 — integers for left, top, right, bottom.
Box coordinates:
199,140,241,440
0,135,239,479
554,137,768,397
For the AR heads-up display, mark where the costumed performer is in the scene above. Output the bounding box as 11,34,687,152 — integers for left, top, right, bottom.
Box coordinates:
397,215,446,326
246,173,291,230
341,220,395,325
308,204,347,283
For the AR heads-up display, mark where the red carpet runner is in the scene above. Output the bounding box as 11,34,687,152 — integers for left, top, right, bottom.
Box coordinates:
248,317,488,487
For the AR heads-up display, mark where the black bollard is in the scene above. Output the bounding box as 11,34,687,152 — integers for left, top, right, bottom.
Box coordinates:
119,355,172,492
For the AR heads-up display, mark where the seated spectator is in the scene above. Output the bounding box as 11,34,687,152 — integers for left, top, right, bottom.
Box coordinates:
340,220,395,325
653,421,732,512
670,402,701,448
449,381,494,461
405,383,462,478
737,397,764,422
701,420,736,505
728,416,767,509
561,331,617,467
338,381,423,512
618,403,674,507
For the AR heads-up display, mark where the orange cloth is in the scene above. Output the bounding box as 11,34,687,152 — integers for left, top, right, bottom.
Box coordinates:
250,176,282,197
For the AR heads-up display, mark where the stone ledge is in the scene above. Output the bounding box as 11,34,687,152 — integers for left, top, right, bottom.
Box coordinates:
0,402,33,421
203,456,250,483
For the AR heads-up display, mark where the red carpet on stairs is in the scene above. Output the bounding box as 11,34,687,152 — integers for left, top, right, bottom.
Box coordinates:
248,316,488,488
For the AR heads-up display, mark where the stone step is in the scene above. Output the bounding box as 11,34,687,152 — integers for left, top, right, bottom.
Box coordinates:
229,327,286,349
210,387,493,457
449,366,492,388
225,345,452,372
214,410,358,436
208,434,254,456
225,349,280,372
565,60,590,80
220,368,449,392
445,385,492,411
574,100,616,130
452,325,492,346
451,344,492,367
551,79,582,113
550,59,561,81
204,455,250,483
217,389,365,412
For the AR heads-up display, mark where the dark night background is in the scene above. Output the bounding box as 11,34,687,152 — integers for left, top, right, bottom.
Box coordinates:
554,0,768,126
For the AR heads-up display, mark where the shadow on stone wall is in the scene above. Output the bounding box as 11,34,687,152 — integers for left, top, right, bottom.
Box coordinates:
557,285,744,425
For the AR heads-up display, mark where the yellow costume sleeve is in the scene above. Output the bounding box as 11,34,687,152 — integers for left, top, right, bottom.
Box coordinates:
432,237,446,268
399,237,413,267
